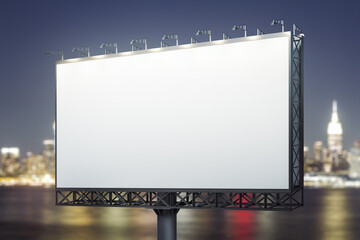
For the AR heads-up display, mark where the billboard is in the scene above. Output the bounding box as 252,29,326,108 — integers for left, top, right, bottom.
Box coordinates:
56,32,292,191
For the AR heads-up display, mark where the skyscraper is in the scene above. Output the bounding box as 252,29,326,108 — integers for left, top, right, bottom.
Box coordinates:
313,141,323,162
349,140,360,179
327,100,343,153
304,146,309,160
1,147,20,176
325,100,349,173
43,139,55,175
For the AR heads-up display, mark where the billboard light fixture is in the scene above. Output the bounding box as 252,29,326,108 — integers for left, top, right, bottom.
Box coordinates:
257,29,264,36
100,43,118,54
232,24,247,37
162,34,179,46
160,41,170,48
271,19,285,32
196,29,212,41
130,38,147,51
72,47,90,57
293,24,304,36
223,33,231,40
190,37,199,44
45,50,64,60
131,45,142,51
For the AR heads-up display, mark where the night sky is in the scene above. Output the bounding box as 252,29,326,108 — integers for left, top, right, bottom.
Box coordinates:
0,0,359,156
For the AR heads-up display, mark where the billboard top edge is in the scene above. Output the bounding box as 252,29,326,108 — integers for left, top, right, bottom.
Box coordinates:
56,31,291,65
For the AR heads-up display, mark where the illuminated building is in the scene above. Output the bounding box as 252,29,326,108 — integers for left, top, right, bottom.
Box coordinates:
304,142,323,173
43,139,54,153
325,100,348,173
43,139,55,175
306,101,349,174
313,141,323,162
327,100,343,153
304,145,316,173
22,152,47,176
349,140,360,179
304,146,309,160
1,147,21,177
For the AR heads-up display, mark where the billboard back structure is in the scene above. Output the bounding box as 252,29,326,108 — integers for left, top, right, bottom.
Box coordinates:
56,32,304,210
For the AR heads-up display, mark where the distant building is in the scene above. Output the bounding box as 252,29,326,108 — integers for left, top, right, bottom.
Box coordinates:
349,140,360,179
22,152,47,177
327,100,343,153
325,100,348,173
304,146,309,160
43,139,55,175
304,142,322,172
304,100,350,175
1,147,21,177
313,141,323,163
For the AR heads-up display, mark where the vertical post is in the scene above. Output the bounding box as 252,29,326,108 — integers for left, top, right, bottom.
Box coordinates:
300,34,305,206
154,208,179,240
153,192,179,240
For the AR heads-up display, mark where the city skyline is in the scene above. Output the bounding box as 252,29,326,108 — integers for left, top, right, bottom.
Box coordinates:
0,1,359,155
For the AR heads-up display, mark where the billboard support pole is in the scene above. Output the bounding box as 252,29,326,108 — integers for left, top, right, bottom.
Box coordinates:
153,192,179,240
154,208,179,240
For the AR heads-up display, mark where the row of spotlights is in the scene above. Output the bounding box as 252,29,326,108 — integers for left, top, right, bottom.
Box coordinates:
46,20,303,59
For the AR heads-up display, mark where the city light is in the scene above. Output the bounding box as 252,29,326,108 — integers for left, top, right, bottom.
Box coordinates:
0,123,55,187
303,100,360,188
1,147,20,157
43,139,54,145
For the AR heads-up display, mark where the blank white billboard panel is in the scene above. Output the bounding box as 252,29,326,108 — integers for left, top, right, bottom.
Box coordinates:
56,32,291,190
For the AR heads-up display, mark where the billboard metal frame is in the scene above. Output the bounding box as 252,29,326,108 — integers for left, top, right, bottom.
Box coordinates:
56,32,304,211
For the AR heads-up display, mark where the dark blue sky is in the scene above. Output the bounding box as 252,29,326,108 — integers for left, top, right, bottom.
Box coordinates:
0,0,359,156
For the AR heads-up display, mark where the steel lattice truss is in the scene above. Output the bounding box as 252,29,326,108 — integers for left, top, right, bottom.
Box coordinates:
56,34,304,211
291,34,304,194
57,189,302,210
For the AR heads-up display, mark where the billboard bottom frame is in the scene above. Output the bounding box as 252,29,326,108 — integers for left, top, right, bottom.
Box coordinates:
56,187,302,211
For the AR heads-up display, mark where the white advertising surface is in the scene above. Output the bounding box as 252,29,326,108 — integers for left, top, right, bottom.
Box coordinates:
56,32,291,190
